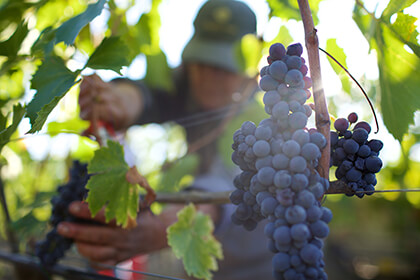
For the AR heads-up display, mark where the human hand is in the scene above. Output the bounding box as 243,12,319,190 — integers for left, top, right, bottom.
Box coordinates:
57,201,167,266
79,74,143,131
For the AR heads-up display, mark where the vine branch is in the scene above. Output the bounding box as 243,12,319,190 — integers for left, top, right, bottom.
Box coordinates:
297,0,331,179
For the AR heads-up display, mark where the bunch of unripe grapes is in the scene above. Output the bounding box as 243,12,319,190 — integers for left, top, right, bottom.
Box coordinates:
35,161,90,266
231,42,330,280
330,113,383,198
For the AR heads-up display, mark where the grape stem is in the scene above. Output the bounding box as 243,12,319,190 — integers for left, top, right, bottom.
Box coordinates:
297,0,331,180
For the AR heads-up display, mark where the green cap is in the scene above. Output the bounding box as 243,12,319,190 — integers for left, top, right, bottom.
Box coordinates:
182,0,257,73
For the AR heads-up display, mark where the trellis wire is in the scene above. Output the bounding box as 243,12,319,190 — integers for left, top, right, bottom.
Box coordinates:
151,188,420,204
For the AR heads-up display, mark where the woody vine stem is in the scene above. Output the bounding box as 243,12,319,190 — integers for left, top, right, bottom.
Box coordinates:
297,0,331,181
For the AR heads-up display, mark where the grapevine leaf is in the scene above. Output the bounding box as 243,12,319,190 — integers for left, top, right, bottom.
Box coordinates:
326,39,351,94
86,140,139,228
47,118,89,137
157,154,199,193
376,23,420,141
0,103,25,152
353,5,420,141
31,27,56,55
26,55,79,133
382,0,416,19
266,0,322,25
55,0,106,46
167,204,223,280
85,36,132,75
0,1,35,31
389,13,420,58
352,4,375,42
10,212,45,238
0,67,25,98
134,0,162,54
145,50,174,92
267,25,293,47
235,34,263,77
0,21,28,58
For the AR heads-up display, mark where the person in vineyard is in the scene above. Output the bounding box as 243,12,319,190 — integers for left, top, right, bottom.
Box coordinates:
57,0,274,279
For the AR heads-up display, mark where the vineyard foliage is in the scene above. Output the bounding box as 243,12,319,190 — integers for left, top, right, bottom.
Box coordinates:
0,0,419,278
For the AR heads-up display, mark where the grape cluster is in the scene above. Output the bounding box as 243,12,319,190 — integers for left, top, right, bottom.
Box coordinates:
36,160,90,266
330,113,383,198
231,43,331,280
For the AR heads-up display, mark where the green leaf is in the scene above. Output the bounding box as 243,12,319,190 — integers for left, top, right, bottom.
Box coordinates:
31,26,57,55
26,55,79,133
133,0,162,54
55,0,106,46
0,103,25,152
235,34,263,77
157,154,199,193
353,3,420,141
0,0,36,31
376,24,420,141
86,140,139,227
0,21,29,57
167,204,223,280
389,13,420,58
325,39,351,93
85,36,132,75
382,0,416,19
353,4,375,43
47,118,90,137
267,25,294,47
145,50,174,92
35,0,87,31
10,211,46,238
0,66,25,98
266,0,322,25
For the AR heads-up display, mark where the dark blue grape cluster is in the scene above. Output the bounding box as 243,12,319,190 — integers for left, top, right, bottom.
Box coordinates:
35,160,90,266
231,43,330,280
330,113,383,198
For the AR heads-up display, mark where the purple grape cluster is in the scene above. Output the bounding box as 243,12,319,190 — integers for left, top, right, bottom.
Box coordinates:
330,113,383,198
231,43,330,280
35,160,90,266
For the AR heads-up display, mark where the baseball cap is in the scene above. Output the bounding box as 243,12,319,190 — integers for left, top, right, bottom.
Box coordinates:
181,0,257,73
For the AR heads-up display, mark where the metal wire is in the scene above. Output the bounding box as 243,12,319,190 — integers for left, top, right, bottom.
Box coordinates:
355,188,420,194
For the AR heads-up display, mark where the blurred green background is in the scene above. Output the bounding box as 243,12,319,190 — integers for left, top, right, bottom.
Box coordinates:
0,0,419,279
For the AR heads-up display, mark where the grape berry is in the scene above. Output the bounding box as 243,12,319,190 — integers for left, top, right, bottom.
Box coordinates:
232,42,330,279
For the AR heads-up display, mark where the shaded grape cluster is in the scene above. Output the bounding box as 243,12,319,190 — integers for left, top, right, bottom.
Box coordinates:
330,113,383,198
231,43,331,280
35,160,90,266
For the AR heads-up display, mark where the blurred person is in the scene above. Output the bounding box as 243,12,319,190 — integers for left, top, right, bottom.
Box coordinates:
57,0,273,279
